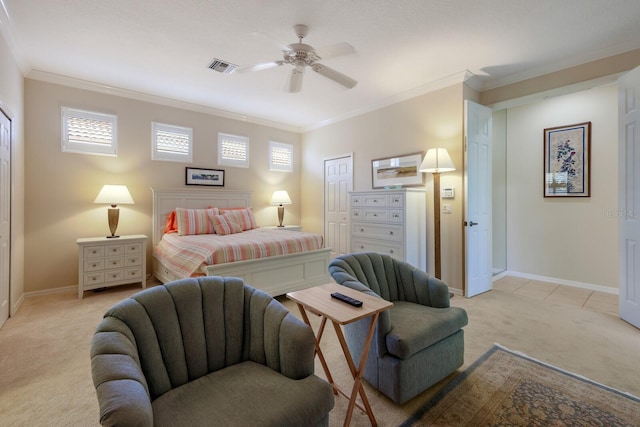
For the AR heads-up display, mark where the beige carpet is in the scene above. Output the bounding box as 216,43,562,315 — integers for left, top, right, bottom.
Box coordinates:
1,280,639,426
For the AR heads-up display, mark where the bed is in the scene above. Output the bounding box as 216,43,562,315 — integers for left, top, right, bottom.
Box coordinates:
151,187,332,296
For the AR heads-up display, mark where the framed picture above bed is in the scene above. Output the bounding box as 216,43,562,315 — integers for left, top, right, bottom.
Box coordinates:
185,167,225,186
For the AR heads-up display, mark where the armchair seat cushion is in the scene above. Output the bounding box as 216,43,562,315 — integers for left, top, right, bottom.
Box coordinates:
152,361,334,427
386,302,469,359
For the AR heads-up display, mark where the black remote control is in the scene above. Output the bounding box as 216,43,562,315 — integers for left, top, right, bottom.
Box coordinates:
331,292,363,307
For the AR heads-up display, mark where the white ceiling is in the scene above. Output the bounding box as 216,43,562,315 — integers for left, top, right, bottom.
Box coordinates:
2,0,640,131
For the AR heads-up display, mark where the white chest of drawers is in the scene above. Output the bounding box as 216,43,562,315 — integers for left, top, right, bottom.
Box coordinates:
77,234,147,298
350,189,427,270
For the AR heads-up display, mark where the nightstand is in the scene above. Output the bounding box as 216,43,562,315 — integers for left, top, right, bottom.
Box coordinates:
77,234,147,298
263,225,302,231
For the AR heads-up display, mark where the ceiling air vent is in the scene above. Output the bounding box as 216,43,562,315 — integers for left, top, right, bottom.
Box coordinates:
209,58,238,74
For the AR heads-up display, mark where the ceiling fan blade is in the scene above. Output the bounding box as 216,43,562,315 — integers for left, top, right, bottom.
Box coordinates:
311,63,357,89
236,60,284,73
314,42,355,60
287,68,304,93
250,31,293,53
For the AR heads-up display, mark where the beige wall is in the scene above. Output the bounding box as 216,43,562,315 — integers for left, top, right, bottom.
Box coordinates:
505,83,618,288
302,84,466,290
24,79,301,293
0,31,25,313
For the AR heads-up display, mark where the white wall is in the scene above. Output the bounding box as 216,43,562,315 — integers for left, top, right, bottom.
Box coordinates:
506,84,618,289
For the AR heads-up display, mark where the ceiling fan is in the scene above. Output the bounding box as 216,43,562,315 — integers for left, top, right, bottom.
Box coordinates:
236,24,357,93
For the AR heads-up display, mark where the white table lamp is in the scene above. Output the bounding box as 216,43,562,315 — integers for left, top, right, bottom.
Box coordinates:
270,190,292,227
94,185,134,238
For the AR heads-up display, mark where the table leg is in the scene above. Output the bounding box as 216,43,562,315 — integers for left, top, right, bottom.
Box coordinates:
295,303,337,393
332,313,379,427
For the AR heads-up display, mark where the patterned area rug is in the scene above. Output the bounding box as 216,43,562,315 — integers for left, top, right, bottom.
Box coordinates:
401,344,640,426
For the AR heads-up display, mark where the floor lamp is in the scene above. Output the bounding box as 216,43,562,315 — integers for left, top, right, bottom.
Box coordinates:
419,148,455,279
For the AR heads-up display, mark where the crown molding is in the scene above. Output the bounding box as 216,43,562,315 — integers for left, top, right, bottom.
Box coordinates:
305,70,471,132
26,69,304,133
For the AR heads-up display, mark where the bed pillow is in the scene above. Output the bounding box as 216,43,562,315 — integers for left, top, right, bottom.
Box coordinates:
211,214,243,235
163,210,178,234
176,207,219,236
220,208,258,231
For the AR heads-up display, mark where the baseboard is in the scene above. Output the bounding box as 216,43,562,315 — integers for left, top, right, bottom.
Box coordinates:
24,285,77,298
502,270,618,295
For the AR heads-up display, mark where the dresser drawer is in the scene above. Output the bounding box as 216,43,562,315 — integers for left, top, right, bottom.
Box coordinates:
390,210,404,223
352,238,404,260
352,223,403,242
351,208,389,222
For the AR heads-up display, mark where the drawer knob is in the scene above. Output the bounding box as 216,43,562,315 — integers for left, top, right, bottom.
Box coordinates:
360,228,364,232
92,250,97,254
354,212,359,216
389,250,394,254
92,264,97,267
389,231,394,235
373,213,377,217
359,245,364,249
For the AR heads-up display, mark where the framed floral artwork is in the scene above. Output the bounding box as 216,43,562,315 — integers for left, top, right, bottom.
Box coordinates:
543,122,591,197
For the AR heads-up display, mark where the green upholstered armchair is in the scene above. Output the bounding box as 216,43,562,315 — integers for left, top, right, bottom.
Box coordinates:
90,276,334,426
328,252,468,404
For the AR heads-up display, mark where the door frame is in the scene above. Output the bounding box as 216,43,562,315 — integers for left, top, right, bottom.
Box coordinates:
0,100,14,325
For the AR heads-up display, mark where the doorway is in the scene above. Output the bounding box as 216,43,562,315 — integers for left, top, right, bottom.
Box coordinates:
324,154,353,257
0,106,11,328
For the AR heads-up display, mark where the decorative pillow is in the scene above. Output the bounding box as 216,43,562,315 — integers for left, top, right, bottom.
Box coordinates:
163,210,178,234
211,214,243,236
175,207,219,236
220,208,258,231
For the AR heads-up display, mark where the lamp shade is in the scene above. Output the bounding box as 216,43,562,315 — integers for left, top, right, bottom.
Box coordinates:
419,148,456,173
270,190,292,206
94,185,135,206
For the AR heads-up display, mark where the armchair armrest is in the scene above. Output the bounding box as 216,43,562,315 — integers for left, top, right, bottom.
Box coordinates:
91,321,153,427
411,268,451,308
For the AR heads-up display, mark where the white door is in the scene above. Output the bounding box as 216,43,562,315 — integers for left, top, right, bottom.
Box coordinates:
0,108,11,328
324,155,353,256
619,66,640,329
464,100,493,297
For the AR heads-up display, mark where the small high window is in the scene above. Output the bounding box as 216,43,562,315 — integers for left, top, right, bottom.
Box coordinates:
152,122,193,163
218,132,249,168
269,141,293,172
61,107,117,156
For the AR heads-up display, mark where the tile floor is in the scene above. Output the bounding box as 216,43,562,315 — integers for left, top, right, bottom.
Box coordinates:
492,275,619,317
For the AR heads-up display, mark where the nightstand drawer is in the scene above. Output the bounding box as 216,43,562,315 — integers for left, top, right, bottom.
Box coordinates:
125,255,142,267
84,246,105,259
104,244,124,256
105,257,124,269
125,243,142,254
84,259,105,272
104,269,124,283
84,272,104,286
125,267,143,280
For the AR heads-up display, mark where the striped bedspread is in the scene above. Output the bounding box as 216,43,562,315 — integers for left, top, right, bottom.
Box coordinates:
153,228,324,278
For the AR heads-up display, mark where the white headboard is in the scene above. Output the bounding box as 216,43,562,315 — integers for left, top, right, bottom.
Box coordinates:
151,187,251,246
